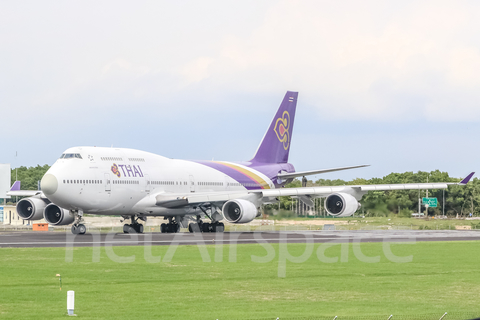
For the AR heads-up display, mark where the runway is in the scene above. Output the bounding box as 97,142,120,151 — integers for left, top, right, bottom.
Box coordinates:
1,230,480,248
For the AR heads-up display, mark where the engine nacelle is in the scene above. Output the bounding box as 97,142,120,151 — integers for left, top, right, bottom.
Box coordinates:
325,193,360,217
222,199,258,224
16,197,49,220
43,203,75,225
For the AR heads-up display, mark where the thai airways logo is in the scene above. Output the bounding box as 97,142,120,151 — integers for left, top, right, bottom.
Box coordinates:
110,163,144,178
111,163,121,177
274,111,290,150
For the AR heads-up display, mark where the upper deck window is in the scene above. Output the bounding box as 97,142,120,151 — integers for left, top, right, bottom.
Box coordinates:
59,153,83,159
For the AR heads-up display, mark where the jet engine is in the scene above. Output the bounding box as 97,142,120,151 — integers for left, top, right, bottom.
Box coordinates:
16,197,49,220
325,193,360,217
222,199,259,224
43,203,75,225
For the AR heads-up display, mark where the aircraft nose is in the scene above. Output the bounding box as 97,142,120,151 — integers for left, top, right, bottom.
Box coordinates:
41,174,58,196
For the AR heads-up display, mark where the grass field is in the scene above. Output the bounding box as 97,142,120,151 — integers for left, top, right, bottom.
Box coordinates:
1,240,479,319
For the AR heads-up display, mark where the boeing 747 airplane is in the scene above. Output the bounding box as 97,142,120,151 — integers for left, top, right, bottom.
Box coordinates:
8,91,474,234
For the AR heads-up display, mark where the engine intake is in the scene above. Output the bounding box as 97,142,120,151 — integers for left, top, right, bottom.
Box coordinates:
16,197,48,220
43,204,74,225
325,193,360,217
222,199,258,224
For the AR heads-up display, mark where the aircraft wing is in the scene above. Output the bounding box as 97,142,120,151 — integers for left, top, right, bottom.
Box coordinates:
142,172,474,210
256,172,474,200
6,181,45,198
255,182,450,199
7,190,44,197
277,164,369,180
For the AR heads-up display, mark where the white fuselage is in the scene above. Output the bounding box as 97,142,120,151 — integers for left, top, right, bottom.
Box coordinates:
43,146,275,216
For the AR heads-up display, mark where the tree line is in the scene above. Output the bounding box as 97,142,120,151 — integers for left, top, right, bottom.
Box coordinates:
9,166,478,216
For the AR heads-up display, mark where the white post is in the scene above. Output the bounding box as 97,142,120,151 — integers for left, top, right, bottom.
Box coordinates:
443,189,445,217
67,290,75,315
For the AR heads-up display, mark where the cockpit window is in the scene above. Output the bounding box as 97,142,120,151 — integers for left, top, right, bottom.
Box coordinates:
59,153,83,159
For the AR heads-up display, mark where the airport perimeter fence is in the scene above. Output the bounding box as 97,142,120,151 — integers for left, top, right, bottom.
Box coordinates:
230,312,479,320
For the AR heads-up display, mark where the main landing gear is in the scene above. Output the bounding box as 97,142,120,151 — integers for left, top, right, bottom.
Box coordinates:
123,216,145,234
160,217,181,233
71,210,86,235
188,215,224,233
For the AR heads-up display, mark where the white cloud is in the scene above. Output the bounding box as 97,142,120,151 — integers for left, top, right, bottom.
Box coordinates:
196,0,480,121
1,0,480,147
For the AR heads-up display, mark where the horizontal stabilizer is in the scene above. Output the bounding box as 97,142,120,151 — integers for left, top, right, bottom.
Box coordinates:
277,165,369,181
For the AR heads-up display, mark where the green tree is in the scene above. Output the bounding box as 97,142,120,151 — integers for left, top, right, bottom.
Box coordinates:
11,165,50,191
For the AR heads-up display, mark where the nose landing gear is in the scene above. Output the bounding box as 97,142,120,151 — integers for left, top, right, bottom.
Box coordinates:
71,210,86,235
71,223,87,235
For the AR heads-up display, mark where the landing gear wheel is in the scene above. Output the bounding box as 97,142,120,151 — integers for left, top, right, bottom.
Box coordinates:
189,223,201,233
210,222,224,233
202,222,211,233
77,224,87,235
71,225,78,234
123,224,137,233
136,224,144,233
215,222,225,233
162,222,180,233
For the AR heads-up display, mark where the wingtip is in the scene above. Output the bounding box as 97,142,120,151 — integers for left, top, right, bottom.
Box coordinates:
459,172,475,185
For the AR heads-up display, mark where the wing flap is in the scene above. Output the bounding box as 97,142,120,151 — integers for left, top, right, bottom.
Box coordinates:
258,186,347,198
360,183,448,191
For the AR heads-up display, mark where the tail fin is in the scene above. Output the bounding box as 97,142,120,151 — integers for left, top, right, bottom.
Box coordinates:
251,91,298,164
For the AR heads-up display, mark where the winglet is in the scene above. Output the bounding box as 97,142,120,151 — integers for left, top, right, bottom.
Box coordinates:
10,181,21,191
459,172,475,185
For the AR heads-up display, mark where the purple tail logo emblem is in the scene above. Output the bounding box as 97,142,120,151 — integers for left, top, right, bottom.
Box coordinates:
111,163,121,177
274,111,290,150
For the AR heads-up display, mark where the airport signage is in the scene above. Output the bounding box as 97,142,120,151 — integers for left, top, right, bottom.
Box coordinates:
422,197,438,207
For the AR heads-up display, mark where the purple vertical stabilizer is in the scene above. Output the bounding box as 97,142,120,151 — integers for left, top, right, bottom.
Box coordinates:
10,181,21,191
251,91,298,164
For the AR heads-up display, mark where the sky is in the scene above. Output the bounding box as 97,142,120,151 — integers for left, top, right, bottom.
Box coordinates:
1,0,480,181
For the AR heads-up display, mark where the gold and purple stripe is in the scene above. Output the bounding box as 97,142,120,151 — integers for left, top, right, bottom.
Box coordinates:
194,160,271,189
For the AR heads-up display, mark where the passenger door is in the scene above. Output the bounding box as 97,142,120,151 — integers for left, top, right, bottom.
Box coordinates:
189,175,195,193
145,174,150,193
104,173,111,192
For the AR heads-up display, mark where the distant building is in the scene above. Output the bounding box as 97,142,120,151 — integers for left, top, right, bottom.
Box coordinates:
0,205,46,225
